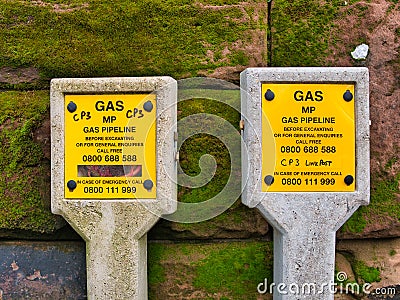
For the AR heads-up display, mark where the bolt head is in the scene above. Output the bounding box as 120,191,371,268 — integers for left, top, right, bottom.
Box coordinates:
67,101,77,113
143,101,153,112
264,175,274,185
265,89,275,101
343,90,353,102
143,179,154,190
67,180,77,191
344,175,354,186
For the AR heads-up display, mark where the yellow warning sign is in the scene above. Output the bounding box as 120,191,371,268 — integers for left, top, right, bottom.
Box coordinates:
64,94,156,199
262,83,355,192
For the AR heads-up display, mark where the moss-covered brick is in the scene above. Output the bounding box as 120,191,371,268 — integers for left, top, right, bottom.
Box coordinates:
341,171,400,234
177,97,240,204
0,91,63,233
148,241,273,299
0,0,267,86
270,0,346,67
353,260,381,284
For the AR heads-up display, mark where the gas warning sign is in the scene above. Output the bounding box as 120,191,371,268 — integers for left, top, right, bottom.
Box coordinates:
64,94,156,199
262,83,355,192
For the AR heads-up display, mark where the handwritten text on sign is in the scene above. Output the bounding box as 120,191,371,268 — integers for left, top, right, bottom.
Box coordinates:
64,94,156,199
262,83,355,192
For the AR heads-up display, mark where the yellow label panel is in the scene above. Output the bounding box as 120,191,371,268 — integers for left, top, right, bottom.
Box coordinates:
65,94,156,199
262,83,355,192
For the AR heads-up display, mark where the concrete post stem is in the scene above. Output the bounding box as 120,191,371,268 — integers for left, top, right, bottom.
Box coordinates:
86,232,148,299
55,202,160,300
273,229,336,299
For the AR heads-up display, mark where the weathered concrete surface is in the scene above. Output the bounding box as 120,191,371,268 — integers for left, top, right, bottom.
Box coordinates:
50,77,177,299
0,241,86,299
241,67,370,300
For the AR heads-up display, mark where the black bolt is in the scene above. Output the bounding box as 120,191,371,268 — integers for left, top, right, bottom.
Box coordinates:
67,180,77,191
264,89,275,101
143,179,154,190
343,90,353,102
264,175,274,185
67,101,77,113
344,175,354,186
143,101,153,112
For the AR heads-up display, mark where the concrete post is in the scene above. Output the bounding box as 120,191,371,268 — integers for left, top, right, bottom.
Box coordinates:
241,67,370,299
257,195,360,299
50,77,177,299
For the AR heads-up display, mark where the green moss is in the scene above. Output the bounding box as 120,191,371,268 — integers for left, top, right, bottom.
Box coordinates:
271,0,347,66
0,91,48,173
0,91,49,123
148,242,273,299
229,50,250,66
341,171,400,234
0,164,58,232
172,200,254,235
353,260,381,283
0,91,61,233
148,243,167,285
385,156,399,170
1,121,43,172
389,249,396,256
173,93,246,231
193,242,273,298
0,0,267,81
341,209,366,233
177,97,240,205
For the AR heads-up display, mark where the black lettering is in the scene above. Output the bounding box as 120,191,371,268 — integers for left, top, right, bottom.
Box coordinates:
103,116,117,123
294,90,303,101
301,106,316,113
95,100,105,111
282,116,298,123
96,100,124,112
295,90,324,102
315,90,323,101
116,100,124,111
106,101,115,111
305,91,314,101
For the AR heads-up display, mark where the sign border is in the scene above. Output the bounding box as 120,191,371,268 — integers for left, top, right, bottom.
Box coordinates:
260,82,356,192
240,67,370,211
50,77,177,214
64,93,157,199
